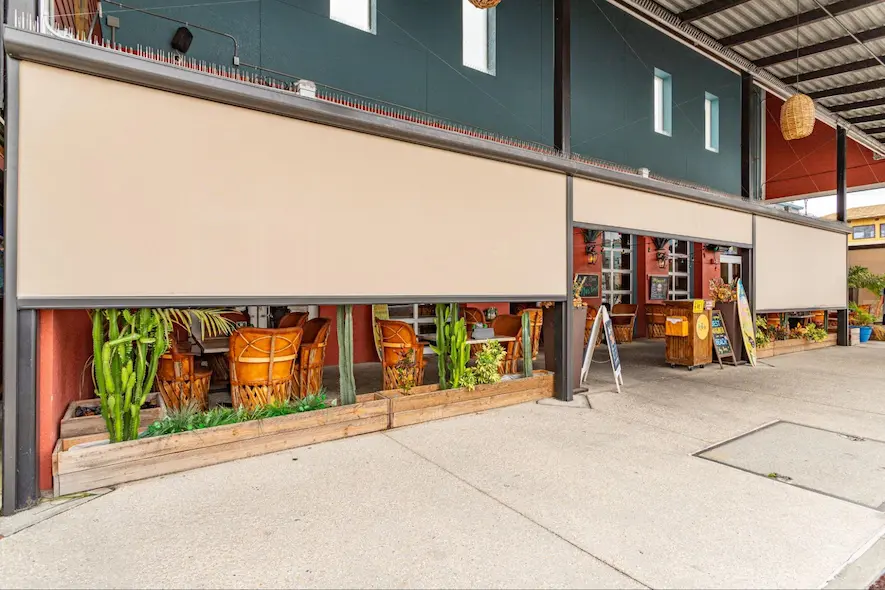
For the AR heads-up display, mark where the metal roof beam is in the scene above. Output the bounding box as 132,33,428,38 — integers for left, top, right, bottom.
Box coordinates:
676,0,751,22
756,25,885,67
720,0,883,47
828,96,885,112
863,126,885,134
808,78,885,98
846,112,885,123
781,55,885,83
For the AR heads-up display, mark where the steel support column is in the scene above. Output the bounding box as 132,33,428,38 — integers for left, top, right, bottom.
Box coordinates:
836,126,850,346
740,71,752,199
553,0,573,401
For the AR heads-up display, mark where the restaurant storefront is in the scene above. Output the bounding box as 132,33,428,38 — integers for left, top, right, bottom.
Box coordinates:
1,22,850,513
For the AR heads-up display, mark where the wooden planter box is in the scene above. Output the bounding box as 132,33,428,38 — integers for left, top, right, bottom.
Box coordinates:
59,393,166,439
379,371,554,428
53,393,388,496
756,334,837,359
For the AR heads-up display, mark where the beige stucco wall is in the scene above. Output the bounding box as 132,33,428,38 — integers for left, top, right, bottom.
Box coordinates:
848,247,885,307
17,62,567,301
572,177,753,246
755,216,847,311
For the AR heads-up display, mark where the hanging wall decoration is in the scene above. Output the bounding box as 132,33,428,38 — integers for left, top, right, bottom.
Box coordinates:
469,0,501,8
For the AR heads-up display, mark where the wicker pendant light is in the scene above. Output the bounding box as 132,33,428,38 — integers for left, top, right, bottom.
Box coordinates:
469,0,501,8
781,93,815,140
780,0,815,141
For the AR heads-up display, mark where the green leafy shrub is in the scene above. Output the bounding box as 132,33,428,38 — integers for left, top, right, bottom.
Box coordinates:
144,390,330,437
463,341,505,391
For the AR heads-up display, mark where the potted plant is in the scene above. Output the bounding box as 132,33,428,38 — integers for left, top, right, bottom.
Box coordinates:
848,265,885,321
90,308,234,443
849,303,875,343
710,278,742,360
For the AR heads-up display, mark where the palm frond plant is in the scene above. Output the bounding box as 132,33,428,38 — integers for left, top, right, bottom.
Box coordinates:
91,308,235,443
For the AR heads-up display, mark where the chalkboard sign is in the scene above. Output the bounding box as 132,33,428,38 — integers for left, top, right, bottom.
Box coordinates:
710,310,736,367
576,273,601,298
649,275,668,300
580,307,623,393
602,310,621,378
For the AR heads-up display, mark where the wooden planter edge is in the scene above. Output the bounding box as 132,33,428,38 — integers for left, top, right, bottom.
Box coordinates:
52,375,555,496
380,372,554,428
53,394,389,496
59,392,166,439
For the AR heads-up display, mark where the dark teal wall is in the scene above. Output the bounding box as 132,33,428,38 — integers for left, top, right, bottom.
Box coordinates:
103,0,739,193
104,0,554,145
570,1,741,194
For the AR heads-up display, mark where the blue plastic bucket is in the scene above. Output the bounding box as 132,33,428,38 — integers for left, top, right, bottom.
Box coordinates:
859,326,873,343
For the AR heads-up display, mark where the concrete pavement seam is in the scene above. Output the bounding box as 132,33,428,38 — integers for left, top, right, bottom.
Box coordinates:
382,431,652,589
669,374,885,418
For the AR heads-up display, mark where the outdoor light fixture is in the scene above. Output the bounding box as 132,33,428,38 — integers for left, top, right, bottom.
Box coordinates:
171,26,194,54
582,228,601,265
656,251,668,269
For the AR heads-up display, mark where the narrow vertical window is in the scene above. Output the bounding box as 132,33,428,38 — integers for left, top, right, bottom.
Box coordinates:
463,0,496,75
653,68,672,136
705,92,720,152
330,0,375,34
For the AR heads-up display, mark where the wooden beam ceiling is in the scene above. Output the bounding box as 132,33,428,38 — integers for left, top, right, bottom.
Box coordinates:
720,0,884,47
756,26,885,67
846,113,885,124
676,0,751,22
808,79,885,99
780,56,885,84
828,96,885,112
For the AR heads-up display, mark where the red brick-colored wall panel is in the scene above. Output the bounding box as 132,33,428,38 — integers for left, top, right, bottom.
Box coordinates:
693,243,720,301
37,309,93,491
573,229,603,310
765,94,885,200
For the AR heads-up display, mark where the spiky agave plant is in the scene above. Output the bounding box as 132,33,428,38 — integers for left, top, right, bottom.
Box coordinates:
92,308,234,442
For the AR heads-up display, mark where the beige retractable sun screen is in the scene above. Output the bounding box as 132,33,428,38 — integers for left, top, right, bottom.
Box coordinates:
754,216,847,311
16,63,567,301
572,177,753,246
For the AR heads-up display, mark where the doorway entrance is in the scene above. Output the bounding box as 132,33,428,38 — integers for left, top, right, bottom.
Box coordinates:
720,253,742,282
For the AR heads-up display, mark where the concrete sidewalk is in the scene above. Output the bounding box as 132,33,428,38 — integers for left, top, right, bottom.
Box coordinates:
2,343,885,588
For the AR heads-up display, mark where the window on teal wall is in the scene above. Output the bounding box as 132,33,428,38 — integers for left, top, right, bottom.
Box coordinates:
463,0,496,75
704,92,720,153
653,69,672,136
330,0,375,34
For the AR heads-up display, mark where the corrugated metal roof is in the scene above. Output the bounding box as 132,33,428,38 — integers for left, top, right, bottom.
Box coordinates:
821,204,885,220
651,0,885,138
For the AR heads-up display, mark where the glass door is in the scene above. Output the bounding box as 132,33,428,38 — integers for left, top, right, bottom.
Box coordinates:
602,232,633,305
668,240,691,300
720,254,742,282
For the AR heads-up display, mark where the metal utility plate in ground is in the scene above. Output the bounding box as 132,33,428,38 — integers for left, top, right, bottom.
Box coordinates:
698,422,885,510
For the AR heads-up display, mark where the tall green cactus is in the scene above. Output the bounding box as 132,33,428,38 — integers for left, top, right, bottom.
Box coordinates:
432,304,468,389
522,312,533,378
337,305,356,405
92,308,167,442
433,303,450,389
449,318,469,388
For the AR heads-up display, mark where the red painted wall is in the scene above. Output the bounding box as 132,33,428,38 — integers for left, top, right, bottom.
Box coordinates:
765,94,885,200
693,243,721,302
37,310,94,491
573,229,603,309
